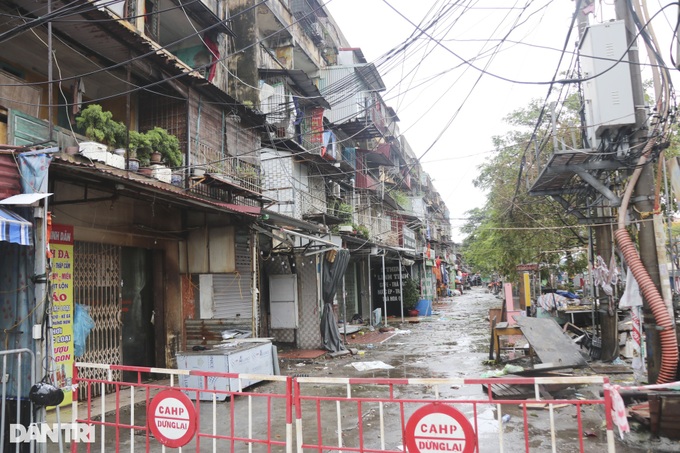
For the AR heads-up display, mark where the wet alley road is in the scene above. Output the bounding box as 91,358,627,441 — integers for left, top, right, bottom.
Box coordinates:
283,287,679,453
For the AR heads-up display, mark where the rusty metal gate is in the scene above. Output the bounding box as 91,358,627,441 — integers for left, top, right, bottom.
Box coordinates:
73,242,122,398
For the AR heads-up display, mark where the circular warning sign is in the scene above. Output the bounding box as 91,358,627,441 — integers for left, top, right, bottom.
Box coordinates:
147,389,197,447
405,403,477,453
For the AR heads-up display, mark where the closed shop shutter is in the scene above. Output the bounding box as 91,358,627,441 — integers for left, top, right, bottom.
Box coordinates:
212,235,252,320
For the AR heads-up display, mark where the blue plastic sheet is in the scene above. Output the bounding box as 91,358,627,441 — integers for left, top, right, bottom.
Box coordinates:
74,304,95,357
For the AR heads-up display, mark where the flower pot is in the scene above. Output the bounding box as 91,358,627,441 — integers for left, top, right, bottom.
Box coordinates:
64,146,79,155
171,174,183,187
138,167,153,177
407,309,420,317
127,158,140,172
150,151,162,164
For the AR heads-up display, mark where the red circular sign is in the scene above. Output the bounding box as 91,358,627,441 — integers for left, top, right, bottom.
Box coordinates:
405,403,477,453
147,389,197,447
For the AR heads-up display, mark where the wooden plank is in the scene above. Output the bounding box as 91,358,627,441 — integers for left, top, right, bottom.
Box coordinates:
650,394,680,439
515,316,587,368
589,364,632,374
482,383,536,400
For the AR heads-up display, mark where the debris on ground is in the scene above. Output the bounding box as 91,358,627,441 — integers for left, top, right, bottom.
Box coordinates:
349,361,395,371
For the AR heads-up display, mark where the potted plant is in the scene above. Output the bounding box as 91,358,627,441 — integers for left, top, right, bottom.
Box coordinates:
336,202,353,222
403,278,420,317
145,127,182,168
75,104,114,146
128,130,152,170
74,104,128,169
109,120,128,155
356,224,369,238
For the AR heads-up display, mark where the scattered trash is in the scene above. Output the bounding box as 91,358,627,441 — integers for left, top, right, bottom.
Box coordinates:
583,431,598,438
350,361,395,371
504,364,524,373
481,364,524,377
393,329,412,335
502,414,511,424
522,399,571,410
612,357,625,365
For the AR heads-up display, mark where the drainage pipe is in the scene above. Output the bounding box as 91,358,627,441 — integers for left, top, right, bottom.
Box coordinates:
615,145,678,384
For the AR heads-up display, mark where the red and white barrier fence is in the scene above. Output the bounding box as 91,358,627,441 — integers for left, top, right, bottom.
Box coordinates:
71,362,292,453
69,364,617,453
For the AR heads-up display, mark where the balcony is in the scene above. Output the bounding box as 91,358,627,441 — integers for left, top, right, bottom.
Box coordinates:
365,143,393,167
356,171,380,192
342,147,357,170
190,157,264,202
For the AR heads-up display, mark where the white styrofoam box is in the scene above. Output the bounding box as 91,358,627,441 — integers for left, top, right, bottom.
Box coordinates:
79,142,126,169
79,141,108,163
151,165,172,183
106,153,125,169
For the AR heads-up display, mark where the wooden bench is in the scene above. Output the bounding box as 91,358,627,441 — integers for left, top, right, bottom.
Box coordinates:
184,319,251,350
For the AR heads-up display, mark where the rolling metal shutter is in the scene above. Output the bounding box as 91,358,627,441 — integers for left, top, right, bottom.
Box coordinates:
212,233,252,320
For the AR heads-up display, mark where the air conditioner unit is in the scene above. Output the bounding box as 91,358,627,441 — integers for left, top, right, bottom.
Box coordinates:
332,182,341,198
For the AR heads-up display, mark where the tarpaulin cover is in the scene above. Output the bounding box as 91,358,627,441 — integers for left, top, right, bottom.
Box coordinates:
320,249,350,352
0,207,32,245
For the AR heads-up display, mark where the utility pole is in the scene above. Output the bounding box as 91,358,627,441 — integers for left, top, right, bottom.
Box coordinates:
614,0,662,383
576,0,619,361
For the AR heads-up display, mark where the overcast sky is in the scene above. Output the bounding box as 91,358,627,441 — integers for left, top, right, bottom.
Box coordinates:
324,0,680,241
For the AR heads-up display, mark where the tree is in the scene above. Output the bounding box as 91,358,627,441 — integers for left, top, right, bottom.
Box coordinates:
461,98,588,281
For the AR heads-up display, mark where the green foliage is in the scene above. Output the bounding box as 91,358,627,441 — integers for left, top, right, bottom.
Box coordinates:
75,104,115,146
461,98,588,280
356,224,369,238
145,127,182,167
109,120,128,149
337,202,353,222
128,130,152,166
74,105,184,168
403,278,420,309
392,190,408,209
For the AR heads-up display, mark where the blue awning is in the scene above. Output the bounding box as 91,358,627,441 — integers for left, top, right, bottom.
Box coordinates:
0,207,32,246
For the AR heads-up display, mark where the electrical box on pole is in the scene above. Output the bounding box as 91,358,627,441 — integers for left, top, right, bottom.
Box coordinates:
579,20,636,148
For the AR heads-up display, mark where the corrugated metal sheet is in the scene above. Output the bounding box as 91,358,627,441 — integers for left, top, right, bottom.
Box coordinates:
213,232,253,319
319,67,363,124
50,155,260,217
0,155,21,199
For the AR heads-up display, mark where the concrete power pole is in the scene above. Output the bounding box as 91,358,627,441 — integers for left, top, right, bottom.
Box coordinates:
614,0,663,383
576,0,619,361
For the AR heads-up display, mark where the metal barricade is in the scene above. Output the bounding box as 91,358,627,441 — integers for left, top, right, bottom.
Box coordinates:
72,362,292,453
292,376,617,453
0,348,36,453
71,363,618,453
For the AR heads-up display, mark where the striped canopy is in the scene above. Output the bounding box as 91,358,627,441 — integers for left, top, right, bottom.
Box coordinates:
0,207,32,246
